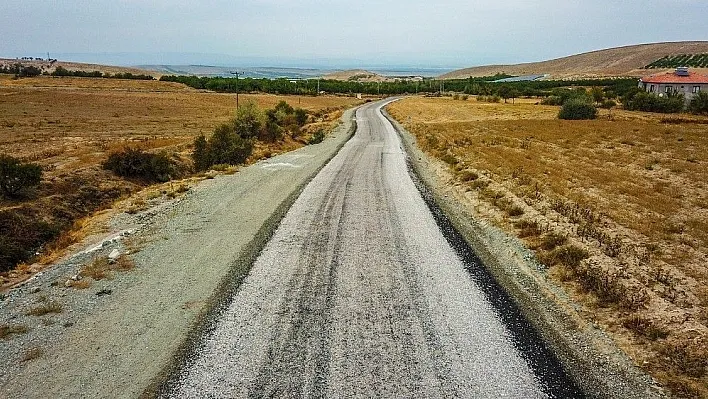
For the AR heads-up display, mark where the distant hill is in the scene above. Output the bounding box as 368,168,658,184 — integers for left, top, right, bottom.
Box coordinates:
138,65,330,79
440,41,708,80
0,58,161,77
321,69,388,82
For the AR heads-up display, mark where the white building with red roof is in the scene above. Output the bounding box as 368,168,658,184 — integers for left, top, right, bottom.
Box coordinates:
639,67,708,101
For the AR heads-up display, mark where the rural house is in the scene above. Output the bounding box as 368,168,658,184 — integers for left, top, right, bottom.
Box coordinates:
639,67,708,101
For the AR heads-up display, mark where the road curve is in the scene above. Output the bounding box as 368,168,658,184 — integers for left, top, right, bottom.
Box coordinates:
165,99,580,398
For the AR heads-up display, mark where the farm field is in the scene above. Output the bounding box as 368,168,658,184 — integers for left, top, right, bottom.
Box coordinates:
387,97,708,397
0,74,360,285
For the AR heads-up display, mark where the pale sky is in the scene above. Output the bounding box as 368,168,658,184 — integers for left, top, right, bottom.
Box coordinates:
0,0,706,68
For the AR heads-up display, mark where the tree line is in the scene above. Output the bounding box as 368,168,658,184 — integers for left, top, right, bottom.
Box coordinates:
159,74,640,99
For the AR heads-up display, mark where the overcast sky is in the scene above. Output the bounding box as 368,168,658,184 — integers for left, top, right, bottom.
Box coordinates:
0,0,706,68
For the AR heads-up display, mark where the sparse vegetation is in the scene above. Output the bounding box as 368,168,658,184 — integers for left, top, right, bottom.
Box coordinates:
192,101,311,171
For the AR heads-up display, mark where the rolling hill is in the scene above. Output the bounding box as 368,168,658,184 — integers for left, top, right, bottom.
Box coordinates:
440,41,708,80
0,58,161,78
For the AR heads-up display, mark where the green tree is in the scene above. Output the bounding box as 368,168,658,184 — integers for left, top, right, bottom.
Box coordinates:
0,155,42,197
591,87,604,104
209,123,253,165
234,101,264,139
192,135,211,171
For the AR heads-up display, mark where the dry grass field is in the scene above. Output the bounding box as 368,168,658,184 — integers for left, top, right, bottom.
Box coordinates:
0,75,358,171
388,97,708,397
0,74,359,288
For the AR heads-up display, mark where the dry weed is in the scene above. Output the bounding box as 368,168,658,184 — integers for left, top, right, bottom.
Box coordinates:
26,298,62,316
20,347,43,362
0,324,29,340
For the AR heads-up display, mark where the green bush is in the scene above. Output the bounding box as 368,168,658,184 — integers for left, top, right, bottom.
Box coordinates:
0,155,42,197
0,208,58,272
207,124,254,166
541,96,562,106
624,91,685,113
233,101,264,139
308,129,326,145
689,91,708,115
558,98,597,120
103,148,174,182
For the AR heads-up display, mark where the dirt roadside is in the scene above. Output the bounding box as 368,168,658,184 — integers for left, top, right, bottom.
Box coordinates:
0,108,357,398
383,108,666,399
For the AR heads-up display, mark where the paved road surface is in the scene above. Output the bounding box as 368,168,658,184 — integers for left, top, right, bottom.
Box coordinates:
166,99,579,398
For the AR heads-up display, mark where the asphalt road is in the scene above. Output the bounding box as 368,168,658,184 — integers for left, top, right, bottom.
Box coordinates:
166,99,580,398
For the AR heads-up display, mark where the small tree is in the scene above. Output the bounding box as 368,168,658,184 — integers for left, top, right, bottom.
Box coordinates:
0,155,42,197
591,87,604,104
208,123,253,165
233,101,264,139
558,98,598,120
192,135,211,171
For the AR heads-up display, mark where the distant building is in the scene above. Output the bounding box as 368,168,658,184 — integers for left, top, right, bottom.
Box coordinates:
639,67,708,101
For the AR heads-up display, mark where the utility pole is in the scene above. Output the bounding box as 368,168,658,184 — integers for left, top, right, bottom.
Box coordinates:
317,78,320,96
230,71,243,108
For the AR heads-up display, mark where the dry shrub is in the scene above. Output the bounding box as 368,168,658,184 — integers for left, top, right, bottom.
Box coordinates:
80,257,113,281
458,169,479,182
21,347,43,362
26,299,62,316
538,244,589,268
113,255,135,271
470,179,489,190
514,219,542,238
622,315,670,340
0,324,29,339
67,279,91,289
506,204,525,217
658,340,708,378
539,232,568,250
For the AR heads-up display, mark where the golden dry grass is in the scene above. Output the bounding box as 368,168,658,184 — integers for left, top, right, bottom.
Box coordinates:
0,75,359,175
0,74,359,290
388,96,708,397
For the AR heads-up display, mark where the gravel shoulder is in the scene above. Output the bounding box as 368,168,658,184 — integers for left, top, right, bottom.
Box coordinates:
0,108,357,399
383,107,666,399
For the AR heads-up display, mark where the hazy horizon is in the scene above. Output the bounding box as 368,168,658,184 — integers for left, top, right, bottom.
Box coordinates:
1,1,707,69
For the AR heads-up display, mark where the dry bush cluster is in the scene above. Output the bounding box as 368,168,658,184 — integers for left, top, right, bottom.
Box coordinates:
388,97,708,397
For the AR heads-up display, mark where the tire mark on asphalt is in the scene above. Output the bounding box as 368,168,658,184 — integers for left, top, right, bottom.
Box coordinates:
248,127,368,398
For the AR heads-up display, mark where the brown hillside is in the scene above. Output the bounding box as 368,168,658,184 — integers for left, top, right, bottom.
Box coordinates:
441,41,708,79
0,58,162,78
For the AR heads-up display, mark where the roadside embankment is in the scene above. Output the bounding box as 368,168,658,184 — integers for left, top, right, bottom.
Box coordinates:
383,108,665,399
0,108,357,398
